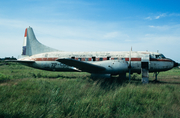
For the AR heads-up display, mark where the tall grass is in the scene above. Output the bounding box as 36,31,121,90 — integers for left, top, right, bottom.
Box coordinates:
0,62,180,117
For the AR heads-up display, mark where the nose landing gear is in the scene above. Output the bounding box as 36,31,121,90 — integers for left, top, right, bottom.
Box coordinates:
153,72,159,81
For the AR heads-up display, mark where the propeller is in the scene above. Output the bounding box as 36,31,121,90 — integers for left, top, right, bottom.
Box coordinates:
128,47,132,82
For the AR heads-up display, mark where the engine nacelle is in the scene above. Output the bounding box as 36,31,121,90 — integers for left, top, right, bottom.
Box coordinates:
92,60,128,74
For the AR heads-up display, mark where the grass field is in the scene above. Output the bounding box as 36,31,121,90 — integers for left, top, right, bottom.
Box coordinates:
0,61,180,118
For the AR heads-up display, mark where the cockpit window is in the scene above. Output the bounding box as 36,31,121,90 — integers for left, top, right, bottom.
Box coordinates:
161,54,166,58
155,55,160,59
150,54,155,59
155,54,166,59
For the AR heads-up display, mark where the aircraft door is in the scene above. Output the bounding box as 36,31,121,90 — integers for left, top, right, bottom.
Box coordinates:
141,54,149,83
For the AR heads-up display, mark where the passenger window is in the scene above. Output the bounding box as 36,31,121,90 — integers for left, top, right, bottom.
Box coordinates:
99,58,103,61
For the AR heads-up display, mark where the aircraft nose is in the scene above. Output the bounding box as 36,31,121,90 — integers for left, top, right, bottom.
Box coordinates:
166,58,178,68
173,61,179,67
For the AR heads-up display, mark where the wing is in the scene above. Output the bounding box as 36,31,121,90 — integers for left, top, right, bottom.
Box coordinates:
56,58,106,73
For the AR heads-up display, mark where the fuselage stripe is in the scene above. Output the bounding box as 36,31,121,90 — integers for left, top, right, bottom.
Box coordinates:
22,57,173,62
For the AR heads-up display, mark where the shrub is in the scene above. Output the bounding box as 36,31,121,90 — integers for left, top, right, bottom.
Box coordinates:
0,73,11,82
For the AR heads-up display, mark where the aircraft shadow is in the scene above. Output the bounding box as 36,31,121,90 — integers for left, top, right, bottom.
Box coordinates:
90,77,130,90
90,76,180,90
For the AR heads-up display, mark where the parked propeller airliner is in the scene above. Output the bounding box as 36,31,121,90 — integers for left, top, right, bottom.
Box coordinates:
9,27,178,83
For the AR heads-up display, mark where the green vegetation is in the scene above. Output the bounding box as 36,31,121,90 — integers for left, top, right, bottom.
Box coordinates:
0,62,180,117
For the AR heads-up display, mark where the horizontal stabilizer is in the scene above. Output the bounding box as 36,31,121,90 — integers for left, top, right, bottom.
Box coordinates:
56,58,106,73
5,60,35,63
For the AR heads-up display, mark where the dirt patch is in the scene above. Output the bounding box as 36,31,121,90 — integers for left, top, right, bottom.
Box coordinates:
0,79,27,86
159,78,180,82
0,83,9,86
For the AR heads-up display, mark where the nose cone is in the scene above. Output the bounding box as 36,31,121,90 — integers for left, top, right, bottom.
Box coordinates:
174,61,179,67
166,58,179,68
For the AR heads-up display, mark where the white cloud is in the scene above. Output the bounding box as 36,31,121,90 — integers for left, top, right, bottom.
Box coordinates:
155,16,160,19
148,24,180,32
169,13,180,16
0,19,28,29
145,13,169,20
124,39,132,42
103,32,125,40
145,34,154,37
103,32,119,39
102,31,129,40
145,12,180,20
149,25,155,28
145,17,152,20
155,13,166,19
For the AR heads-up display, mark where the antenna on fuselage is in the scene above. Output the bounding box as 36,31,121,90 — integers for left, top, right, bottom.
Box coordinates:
128,47,132,82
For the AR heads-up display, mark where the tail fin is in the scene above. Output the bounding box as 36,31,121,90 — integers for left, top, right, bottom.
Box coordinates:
22,26,59,56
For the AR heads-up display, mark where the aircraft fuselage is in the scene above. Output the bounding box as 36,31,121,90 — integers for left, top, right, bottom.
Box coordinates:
19,51,175,75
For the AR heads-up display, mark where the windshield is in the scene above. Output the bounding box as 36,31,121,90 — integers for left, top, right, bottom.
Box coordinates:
155,54,166,59
150,54,166,59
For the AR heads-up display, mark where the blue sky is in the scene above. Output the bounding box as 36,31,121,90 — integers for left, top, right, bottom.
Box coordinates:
0,0,180,62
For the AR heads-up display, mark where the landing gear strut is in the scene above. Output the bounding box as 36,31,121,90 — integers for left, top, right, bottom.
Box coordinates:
153,72,159,81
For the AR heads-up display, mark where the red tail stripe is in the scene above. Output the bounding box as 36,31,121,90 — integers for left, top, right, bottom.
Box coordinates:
24,28,27,37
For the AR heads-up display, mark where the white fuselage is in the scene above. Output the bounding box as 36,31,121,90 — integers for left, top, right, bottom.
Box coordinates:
19,51,175,74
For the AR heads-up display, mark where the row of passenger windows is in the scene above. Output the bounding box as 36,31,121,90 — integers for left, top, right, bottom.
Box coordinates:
71,57,119,61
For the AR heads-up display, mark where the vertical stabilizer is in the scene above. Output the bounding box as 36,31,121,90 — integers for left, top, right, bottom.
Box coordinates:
22,27,59,56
